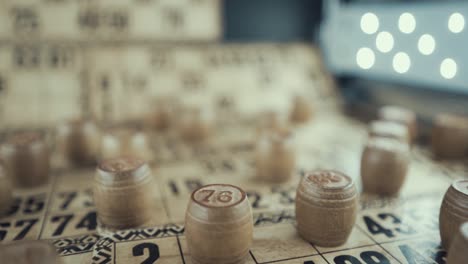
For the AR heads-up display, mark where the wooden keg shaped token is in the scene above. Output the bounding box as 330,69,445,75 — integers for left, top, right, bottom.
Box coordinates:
145,96,179,130
185,184,253,264
57,119,101,166
378,105,417,141
0,162,13,216
295,170,358,247
178,106,214,142
256,111,289,137
289,95,313,123
361,137,410,195
94,156,156,230
0,240,61,264
431,113,468,159
101,128,151,160
368,120,410,143
446,222,468,264
0,132,50,187
255,130,295,183
439,180,468,250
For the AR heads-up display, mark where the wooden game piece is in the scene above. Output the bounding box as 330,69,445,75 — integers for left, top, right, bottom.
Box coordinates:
56,119,101,166
255,130,295,183
295,170,358,247
431,113,468,159
378,105,418,141
94,156,156,229
439,179,468,250
145,96,179,130
289,95,313,123
0,240,61,264
185,184,253,264
360,137,410,195
101,127,151,160
446,222,468,264
0,132,50,187
177,106,213,142
256,111,290,137
368,120,410,143
0,162,13,216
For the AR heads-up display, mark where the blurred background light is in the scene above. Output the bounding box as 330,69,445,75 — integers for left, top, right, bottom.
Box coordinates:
440,58,457,79
360,13,379,34
376,31,394,53
448,13,465,33
398,13,416,34
393,52,411,74
417,34,436,55
356,47,375,69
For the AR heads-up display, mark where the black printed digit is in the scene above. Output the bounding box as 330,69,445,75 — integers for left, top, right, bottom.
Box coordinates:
14,219,38,240
399,245,433,264
132,242,160,264
51,214,74,236
58,192,77,210
304,261,315,264
334,255,362,264
0,221,11,241
360,251,390,264
24,194,46,214
363,216,394,238
246,191,266,209
75,211,97,231
378,213,416,235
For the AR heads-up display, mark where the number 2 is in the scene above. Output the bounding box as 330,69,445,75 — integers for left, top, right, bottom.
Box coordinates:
132,243,160,264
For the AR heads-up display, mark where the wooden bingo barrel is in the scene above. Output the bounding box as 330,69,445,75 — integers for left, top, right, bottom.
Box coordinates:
101,127,151,160
431,113,468,159
378,105,417,141
0,240,61,264
440,179,468,250
295,170,358,247
57,119,101,166
361,137,409,195
289,95,313,123
94,156,156,229
368,120,410,143
177,106,213,142
185,184,253,264
0,132,50,187
446,222,468,264
0,162,13,216
255,130,295,183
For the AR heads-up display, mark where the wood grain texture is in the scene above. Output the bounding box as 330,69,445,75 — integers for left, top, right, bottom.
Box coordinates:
0,162,12,216
94,156,156,230
295,170,358,247
255,131,295,183
0,132,50,187
378,106,417,142
0,240,61,264
185,184,253,264
361,137,409,195
446,222,468,264
431,113,468,159
440,180,468,250
56,119,101,166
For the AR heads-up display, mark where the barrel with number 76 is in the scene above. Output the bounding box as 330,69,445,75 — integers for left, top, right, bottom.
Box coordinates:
185,184,253,264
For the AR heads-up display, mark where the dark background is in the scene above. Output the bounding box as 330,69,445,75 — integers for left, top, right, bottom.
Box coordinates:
224,0,323,42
